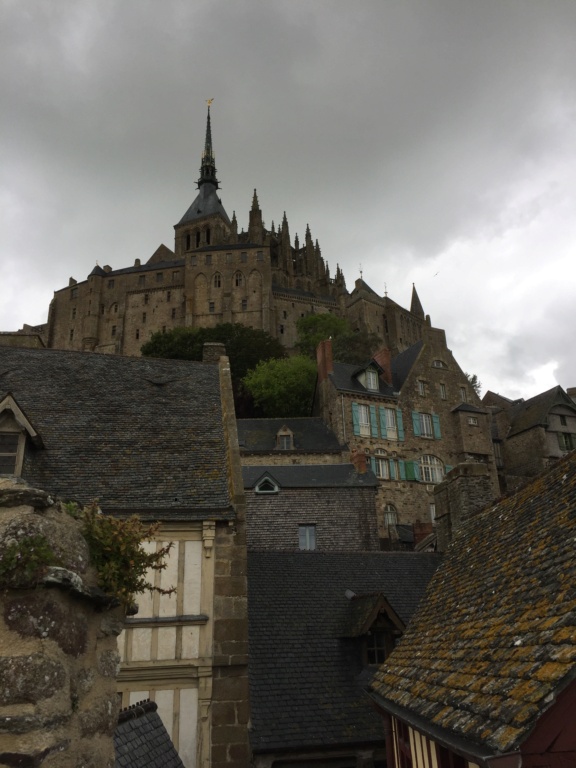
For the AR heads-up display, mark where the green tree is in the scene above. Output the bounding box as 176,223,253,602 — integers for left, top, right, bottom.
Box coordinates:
141,323,285,385
332,329,383,365
295,314,350,358
465,372,482,396
243,356,317,417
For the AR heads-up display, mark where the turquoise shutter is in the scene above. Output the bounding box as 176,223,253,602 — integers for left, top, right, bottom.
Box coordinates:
432,413,441,439
370,456,377,474
412,411,421,436
379,407,387,437
399,460,406,480
396,409,404,440
445,464,453,474
389,460,397,480
352,402,360,436
414,462,421,481
370,405,379,437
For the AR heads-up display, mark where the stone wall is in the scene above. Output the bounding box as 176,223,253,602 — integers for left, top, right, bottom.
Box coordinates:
0,478,125,768
434,463,494,552
245,486,380,551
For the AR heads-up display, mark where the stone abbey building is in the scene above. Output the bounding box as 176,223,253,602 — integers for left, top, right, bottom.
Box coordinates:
45,106,428,356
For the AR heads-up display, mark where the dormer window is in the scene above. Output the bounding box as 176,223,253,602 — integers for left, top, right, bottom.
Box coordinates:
0,433,19,474
365,369,379,391
276,427,294,450
255,477,279,494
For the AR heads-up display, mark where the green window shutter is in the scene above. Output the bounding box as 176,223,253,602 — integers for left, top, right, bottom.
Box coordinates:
379,406,387,437
398,460,406,480
412,411,421,436
370,405,379,437
389,460,397,480
405,461,416,481
414,462,421,481
396,409,405,440
352,402,360,436
445,464,453,474
370,456,377,474
432,413,442,439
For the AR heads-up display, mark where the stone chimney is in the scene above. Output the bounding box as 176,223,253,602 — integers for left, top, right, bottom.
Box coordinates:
434,463,494,552
203,341,227,363
350,448,368,474
316,338,334,383
372,346,392,386
0,478,125,767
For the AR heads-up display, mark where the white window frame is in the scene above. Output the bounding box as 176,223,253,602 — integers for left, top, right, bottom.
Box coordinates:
383,504,398,527
365,369,379,391
374,454,389,479
299,524,316,551
358,404,371,437
420,413,434,438
417,380,426,395
440,383,447,400
384,407,397,440
420,455,444,484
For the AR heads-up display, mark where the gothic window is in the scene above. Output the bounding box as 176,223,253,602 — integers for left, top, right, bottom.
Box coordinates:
206,228,211,245
213,272,222,288
185,233,191,251
234,271,244,287
298,524,316,551
195,231,201,247
420,455,444,484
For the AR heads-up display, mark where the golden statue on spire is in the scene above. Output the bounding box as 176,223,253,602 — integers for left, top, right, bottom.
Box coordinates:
206,98,214,106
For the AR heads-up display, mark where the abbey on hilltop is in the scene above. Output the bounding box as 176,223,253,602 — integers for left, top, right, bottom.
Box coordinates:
43,106,428,356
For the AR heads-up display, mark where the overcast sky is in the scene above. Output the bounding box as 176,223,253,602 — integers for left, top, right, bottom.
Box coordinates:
2,0,576,399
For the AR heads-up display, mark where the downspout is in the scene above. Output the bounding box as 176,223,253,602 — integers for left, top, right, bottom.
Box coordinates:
341,394,346,442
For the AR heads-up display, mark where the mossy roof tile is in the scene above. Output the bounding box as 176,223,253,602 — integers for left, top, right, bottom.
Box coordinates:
370,451,576,756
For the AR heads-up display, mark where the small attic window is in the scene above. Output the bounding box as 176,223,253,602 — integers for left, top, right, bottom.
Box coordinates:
276,427,294,450
255,477,279,494
432,360,447,369
365,369,379,391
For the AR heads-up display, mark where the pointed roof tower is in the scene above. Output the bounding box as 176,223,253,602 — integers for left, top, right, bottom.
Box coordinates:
177,102,230,228
410,284,425,319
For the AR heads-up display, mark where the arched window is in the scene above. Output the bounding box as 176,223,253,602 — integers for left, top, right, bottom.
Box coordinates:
213,272,222,288
206,227,211,245
383,504,397,527
185,233,191,251
234,271,244,287
195,231,201,247
420,455,444,484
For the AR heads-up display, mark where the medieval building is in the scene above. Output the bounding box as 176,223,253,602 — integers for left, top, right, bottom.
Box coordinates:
43,106,427,357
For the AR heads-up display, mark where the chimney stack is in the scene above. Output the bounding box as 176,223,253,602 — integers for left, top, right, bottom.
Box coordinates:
372,346,392,386
316,339,334,383
203,342,227,363
350,448,367,474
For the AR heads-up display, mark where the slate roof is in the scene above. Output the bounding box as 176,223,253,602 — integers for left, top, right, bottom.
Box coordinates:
391,341,423,391
248,551,442,753
507,385,576,437
115,700,184,768
329,362,397,398
0,347,232,518
177,181,231,225
242,463,378,489
237,417,344,453
370,450,576,759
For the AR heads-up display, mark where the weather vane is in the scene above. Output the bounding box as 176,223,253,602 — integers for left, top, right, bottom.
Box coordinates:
206,98,214,106
359,263,363,280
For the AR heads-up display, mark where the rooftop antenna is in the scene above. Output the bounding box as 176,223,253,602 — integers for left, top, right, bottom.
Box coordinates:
384,282,388,297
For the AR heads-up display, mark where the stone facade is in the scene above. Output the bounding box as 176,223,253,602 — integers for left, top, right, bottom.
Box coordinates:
42,108,425,359
483,386,576,492
0,478,125,768
314,330,499,543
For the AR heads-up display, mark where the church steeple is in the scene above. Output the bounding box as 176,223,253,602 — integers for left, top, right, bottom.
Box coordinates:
198,102,219,189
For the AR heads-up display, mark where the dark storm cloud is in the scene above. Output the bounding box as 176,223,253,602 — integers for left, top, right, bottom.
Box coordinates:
2,0,576,395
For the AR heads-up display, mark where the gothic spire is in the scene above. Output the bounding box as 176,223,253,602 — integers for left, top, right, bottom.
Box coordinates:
410,283,425,318
198,103,219,189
